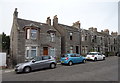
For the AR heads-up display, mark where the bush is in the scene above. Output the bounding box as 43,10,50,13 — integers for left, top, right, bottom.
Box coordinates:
105,52,114,57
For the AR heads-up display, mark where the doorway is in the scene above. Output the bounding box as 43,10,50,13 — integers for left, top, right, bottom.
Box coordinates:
43,47,48,56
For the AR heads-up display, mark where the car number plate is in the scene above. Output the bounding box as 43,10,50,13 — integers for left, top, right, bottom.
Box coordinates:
87,57,90,59
61,61,64,63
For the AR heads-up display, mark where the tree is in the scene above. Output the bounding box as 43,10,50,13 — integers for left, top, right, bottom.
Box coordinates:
1,32,10,54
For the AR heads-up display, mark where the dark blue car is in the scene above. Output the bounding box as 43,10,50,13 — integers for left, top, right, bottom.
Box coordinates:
60,53,86,66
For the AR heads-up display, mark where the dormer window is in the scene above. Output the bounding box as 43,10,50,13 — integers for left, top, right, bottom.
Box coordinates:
50,33,55,42
26,28,37,40
47,29,56,42
25,23,39,40
31,29,37,39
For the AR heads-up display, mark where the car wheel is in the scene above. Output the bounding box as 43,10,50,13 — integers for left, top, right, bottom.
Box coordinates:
103,57,105,60
68,61,73,66
23,66,31,73
50,63,56,69
82,59,86,63
94,58,97,61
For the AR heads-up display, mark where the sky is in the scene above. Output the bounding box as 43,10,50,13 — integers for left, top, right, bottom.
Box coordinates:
0,0,119,35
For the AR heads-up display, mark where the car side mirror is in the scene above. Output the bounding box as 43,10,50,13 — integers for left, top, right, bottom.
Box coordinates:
32,60,36,63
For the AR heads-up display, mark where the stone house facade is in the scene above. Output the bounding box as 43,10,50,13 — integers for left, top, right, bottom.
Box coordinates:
117,35,120,53
53,15,81,54
81,27,118,56
10,8,119,66
110,32,119,55
10,9,61,65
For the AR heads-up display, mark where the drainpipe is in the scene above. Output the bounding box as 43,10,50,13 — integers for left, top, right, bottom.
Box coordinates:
79,29,81,55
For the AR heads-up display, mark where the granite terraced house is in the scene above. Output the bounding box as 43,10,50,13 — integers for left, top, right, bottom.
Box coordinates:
10,8,119,66
53,15,81,54
10,8,61,65
81,27,118,56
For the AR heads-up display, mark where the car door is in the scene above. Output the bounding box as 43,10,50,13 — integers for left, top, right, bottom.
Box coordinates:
78,55,83,62
41,56,51,68
99,53,104,60
73,54,79,63
76,54,82,63
97,53,102,60
31,56,43,70
70,54,77,63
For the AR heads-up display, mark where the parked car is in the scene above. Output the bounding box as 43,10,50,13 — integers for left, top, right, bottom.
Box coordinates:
60,53,86,66
15,56,56,73
117,52,120,57
85,52,105,61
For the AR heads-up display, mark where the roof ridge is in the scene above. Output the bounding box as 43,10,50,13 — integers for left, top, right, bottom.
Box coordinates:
17,18,46,25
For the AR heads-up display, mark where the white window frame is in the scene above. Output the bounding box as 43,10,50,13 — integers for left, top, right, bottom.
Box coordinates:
25,47,30,59
81,35,85,41
27,29,30,39
70,46,73,53
50,33,55,42
31,29,37,39
70,32,73,40
31,46,37,58
25,46,37,59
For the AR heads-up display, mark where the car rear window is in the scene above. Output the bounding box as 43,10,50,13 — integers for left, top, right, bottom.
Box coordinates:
61,54,68,57
42,56,51,60
88,53,98,55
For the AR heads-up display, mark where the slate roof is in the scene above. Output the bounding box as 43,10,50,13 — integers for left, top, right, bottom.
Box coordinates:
17,18,50,29
16,18,60,36
58,23,79,31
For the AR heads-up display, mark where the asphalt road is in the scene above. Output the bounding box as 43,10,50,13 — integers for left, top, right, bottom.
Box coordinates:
2,56,118,81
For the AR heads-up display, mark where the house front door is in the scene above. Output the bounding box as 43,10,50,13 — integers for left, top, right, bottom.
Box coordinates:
43,47,48,56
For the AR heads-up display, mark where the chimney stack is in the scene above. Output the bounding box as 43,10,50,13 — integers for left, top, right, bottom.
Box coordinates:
111,32,118,36
89,27,97,32
13,8,18,18
46,17,51,26
103,29,109,35
53,15,58,26
72,21,80,29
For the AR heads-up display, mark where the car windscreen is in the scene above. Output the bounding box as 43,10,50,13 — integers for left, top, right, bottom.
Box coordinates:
34,56,42,61
88,53,98,55
61,54,68,57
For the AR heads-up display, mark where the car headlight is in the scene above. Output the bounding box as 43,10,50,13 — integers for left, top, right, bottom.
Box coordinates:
15,64,23,69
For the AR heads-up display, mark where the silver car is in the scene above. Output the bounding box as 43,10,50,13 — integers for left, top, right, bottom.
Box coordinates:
15,56,56,73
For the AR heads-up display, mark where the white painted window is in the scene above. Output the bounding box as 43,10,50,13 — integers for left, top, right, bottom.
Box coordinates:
31,46,37,58
81,35,85,41
49,47,56,57
25,46,37,59
82,46,85,54
70,46,73,53
50,33,55,42
31,29,37,39
26,47,30,58
26,29,30,39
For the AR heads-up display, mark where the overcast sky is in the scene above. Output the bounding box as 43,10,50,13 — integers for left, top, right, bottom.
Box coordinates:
0,0,119,35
